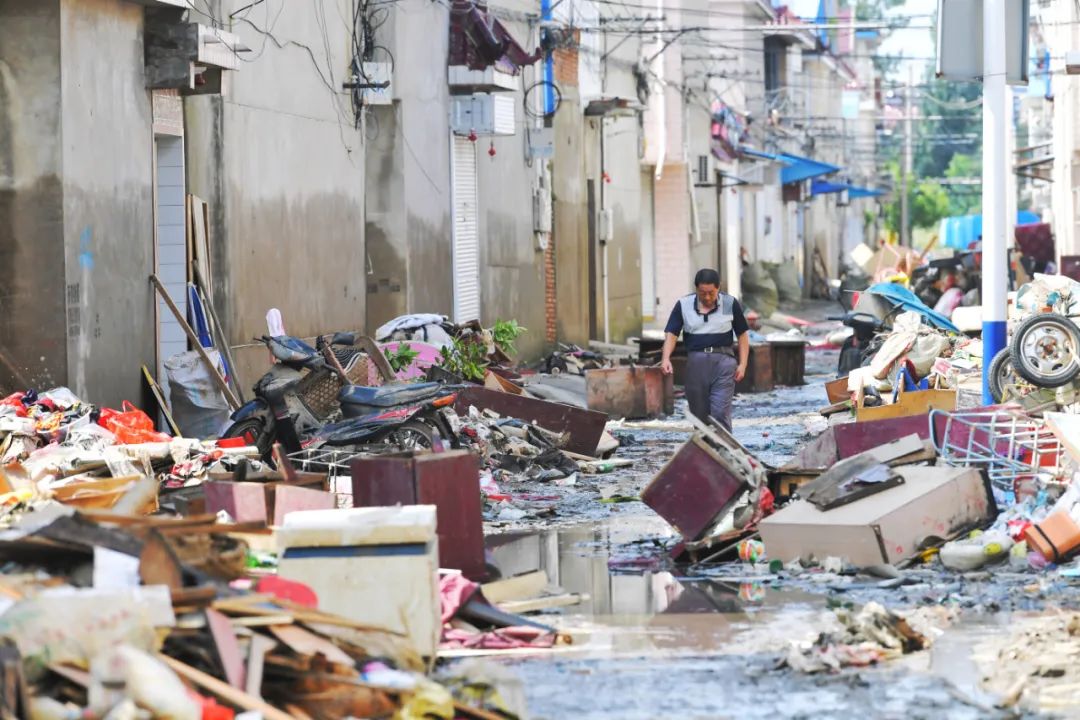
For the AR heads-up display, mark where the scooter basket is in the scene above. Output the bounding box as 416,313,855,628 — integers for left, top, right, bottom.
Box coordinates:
297,353,384,421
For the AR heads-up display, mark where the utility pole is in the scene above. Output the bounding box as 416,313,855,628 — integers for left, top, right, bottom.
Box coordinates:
981,0,1009,404
900,64,913,246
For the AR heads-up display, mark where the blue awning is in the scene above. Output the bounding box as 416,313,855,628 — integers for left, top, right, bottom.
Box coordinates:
741,148,788,164
779,153,840,185
938,211,1042,250
810,179,884,198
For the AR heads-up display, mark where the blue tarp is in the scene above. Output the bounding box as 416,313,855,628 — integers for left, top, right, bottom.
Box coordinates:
779,153,840,185
938,211,1042,250
867,282,961,334
811,179,885,198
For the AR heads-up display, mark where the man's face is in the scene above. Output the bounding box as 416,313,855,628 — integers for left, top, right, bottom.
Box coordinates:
696,283,719,309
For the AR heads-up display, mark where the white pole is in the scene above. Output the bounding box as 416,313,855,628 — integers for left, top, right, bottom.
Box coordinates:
982,0,1009,404
902,64,913,246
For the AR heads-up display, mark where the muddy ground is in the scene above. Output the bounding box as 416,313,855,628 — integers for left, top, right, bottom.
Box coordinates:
461,332,1080,719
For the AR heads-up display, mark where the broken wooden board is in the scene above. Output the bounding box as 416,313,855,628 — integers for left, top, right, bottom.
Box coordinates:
454,387,607,457
498,593,587,614
855,389,956,423
269,624,356,667
481,570,549,604
207,608,246,690
161,654,293,720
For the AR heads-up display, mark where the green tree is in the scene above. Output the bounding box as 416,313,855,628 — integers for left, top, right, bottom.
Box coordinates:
911,180,951,229
943,152,982,216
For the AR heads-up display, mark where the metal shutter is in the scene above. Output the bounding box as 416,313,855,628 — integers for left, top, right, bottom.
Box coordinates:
452,136,481,323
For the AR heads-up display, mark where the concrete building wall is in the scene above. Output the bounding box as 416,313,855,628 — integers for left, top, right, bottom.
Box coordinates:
60,0,156,405
0,0,68,394
186,0,367,389
654,164,691,318
601,115,644,343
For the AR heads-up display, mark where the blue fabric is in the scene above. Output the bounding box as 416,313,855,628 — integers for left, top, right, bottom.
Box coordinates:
867,282,961,333
982,320,1008,405
188,285,213,348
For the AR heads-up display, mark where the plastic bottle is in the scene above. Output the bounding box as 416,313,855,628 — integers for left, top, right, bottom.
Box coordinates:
939,530,1014,571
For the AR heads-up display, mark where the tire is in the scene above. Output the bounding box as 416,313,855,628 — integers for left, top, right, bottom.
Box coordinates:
387,420,436,451
1010,313,1080,388
987,348,1015,403
221,413,275,461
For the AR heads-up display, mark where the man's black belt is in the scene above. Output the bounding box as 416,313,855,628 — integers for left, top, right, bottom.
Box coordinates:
691,346,735,357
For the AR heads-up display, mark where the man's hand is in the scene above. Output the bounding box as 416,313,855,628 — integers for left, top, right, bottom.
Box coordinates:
735,363,747,382
661,358,674,375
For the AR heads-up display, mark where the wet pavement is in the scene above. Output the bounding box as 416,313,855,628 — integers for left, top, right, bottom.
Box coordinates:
464,340,1074,718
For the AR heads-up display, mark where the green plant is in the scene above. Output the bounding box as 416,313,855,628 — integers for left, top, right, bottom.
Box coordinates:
384,343,420,373
438,337,488,382
492,319,527,356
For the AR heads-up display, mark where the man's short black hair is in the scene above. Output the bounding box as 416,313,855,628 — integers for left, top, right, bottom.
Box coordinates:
694,268,721,288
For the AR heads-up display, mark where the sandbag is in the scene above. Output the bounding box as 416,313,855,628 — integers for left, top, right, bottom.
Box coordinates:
766,261,802,305
164,349,230,439
741,262,779,316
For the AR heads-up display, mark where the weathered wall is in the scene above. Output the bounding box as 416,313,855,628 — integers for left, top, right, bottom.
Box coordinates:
601,115,643,343
187,0,368,389
0,0,68,394
60,0,156,406
363,0,453,333
552,56,592,345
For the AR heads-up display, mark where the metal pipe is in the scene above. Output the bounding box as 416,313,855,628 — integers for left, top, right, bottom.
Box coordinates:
982,0,1010,404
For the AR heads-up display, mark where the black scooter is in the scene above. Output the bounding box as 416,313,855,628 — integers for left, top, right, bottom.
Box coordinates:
221,333,458,459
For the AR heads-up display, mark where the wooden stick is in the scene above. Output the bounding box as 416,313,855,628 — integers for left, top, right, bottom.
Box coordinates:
150,273,240,411
192,264,245,404
160,654,294,720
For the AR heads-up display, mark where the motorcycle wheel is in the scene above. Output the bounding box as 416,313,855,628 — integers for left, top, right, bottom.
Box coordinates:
221,414,275,461
1009,312,1080,388
388,420,436,451
987,348,1016,403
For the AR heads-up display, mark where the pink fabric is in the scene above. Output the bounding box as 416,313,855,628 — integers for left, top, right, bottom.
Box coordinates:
442,626,556,650
440,572,481,623
379,341,443,380
438,573,557,650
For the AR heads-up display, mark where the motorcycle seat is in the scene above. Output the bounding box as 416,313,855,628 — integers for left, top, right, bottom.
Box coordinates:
338,382,445,408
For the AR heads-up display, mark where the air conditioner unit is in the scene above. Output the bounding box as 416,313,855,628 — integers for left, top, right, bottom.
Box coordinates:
451,94,516,136
1068,51,1080,75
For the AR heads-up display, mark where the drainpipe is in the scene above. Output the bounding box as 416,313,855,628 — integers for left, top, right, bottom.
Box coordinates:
652,1,666,181
542,0,554,115
600,118,611,344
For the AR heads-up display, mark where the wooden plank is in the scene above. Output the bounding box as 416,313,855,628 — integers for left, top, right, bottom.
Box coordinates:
454,387,608,456
192,264,245,403
160,654,294,720
142,364,181,436
150,273,240,411
481,570,548,604
498,593,586,614
207,608,246,689
268,625,356,667
245,634,277,700
139,529,184,590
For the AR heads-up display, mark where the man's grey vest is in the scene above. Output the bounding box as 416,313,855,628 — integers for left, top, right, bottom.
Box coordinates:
678,293,735,337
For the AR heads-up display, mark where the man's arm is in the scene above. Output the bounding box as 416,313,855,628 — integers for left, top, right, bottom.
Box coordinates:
732,298,750,382
661,333,678,375
736,331,750,382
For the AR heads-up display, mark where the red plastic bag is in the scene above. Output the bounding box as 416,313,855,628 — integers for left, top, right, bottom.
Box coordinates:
98,401,172,444
0,392,27,418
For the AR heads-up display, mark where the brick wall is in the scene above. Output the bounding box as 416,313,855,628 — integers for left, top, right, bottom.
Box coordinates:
544,235,557,343
552,31,579,88
653,164,692,317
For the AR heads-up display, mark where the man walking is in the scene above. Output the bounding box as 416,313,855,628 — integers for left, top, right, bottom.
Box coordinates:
660,268,750,431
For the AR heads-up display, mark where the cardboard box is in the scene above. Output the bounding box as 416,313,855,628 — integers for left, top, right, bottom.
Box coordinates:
759,466,995,567
855,388,956,423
